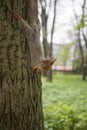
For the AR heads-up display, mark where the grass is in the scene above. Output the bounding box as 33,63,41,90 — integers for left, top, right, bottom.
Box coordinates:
42,72,87,113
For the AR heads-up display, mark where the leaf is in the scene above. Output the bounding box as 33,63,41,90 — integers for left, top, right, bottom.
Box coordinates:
75,22,85,30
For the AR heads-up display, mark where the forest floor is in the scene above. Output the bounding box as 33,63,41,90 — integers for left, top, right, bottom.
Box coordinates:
42,73,87,129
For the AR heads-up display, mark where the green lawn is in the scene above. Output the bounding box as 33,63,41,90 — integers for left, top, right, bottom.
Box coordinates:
42,73,87,130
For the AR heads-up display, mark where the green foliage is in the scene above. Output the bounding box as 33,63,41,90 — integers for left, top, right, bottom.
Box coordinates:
75,22,84,31
58,41,77,66
58,44,71,66
42,73,87,130
44,104,87,130
44,104,76,130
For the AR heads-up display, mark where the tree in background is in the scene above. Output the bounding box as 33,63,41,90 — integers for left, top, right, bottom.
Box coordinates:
72,0,87,80
39,0,58,82
0,0,44,130
40,0,50,58
81,0,87,80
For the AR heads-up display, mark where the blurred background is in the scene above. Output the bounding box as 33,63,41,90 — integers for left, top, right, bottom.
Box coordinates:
38,0,87,81
38,0,87,129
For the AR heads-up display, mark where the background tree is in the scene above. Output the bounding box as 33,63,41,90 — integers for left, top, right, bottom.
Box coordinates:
0,0,44,130
40,0,58,82
81,0,87,80
72,0,87,80
40,0,50,58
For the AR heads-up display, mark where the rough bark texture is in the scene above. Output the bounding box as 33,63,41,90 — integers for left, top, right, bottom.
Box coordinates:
0,0,44,130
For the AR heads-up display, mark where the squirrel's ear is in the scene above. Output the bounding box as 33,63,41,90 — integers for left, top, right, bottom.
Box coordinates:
49,57,56,65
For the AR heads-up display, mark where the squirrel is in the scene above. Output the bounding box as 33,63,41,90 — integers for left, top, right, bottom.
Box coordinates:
11,11,56,76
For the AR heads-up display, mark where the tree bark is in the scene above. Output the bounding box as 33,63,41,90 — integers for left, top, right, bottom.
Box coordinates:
0,0,44,130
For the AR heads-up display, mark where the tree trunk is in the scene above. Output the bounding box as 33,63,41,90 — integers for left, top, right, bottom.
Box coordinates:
78,31,86,80
47,0,57,82
0,0,44,130
41,6,50,58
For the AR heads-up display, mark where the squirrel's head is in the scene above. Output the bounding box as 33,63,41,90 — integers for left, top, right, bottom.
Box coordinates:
41,57,56,73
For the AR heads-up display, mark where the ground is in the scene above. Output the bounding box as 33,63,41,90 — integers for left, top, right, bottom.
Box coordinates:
42,73,87,130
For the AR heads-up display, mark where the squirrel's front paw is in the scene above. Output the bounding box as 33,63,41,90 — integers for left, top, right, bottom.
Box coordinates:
31,66,41,77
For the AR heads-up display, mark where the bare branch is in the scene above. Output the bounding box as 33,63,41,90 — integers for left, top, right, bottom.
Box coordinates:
50,0,58,57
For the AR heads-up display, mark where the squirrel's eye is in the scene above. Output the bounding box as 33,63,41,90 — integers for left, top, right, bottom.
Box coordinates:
43,66,46,70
